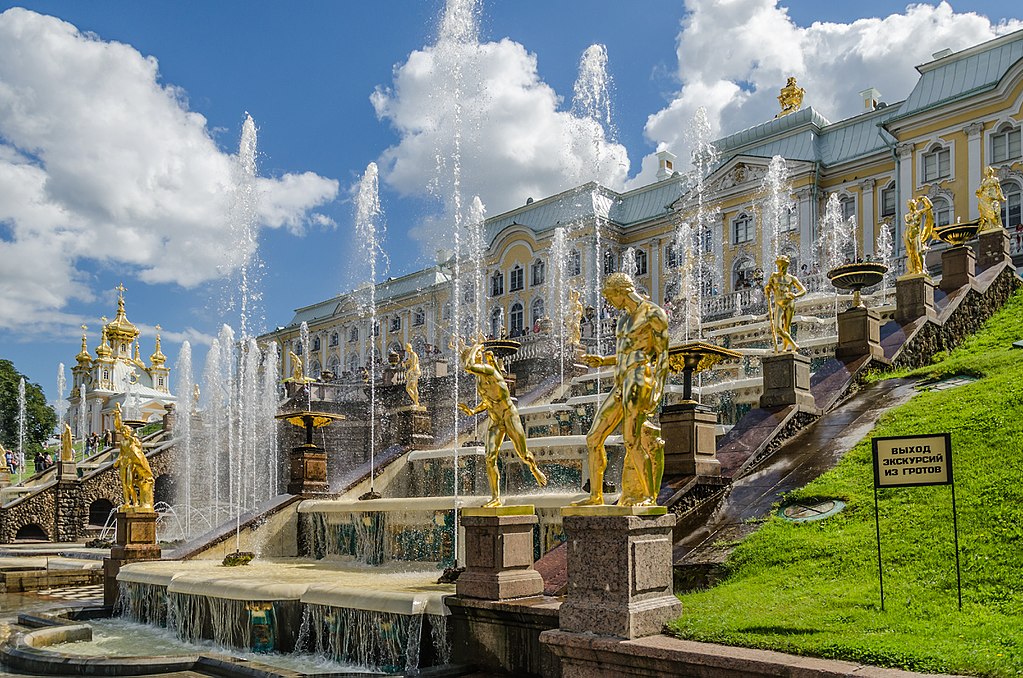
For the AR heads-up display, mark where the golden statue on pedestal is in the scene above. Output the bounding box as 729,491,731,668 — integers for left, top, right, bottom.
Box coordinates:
573,273,670,507
902,196,935,277
977,166,1006,233
566,288,584,349
285,350,314,383
764,255,807,353
60,423,74,462
455,335,547,508
114,424,154,511
776,77,805,118
402,342,422,409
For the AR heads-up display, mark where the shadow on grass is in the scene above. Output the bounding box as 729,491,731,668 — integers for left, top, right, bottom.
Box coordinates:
738,626,819,636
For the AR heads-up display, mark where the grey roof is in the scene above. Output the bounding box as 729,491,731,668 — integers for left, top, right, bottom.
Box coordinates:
896,29,1023,120
714,107,830,156
612,179,685,226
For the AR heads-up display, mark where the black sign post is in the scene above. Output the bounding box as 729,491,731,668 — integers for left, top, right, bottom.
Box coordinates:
871,433,961,611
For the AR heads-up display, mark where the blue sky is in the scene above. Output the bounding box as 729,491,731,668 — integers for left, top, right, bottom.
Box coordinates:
0,0,1019,411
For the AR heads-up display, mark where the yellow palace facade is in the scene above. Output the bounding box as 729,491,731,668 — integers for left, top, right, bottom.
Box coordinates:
264,30,1023,376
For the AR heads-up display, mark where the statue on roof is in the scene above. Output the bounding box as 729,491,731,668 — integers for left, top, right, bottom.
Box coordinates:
776,77,805,118
976,166,1006,233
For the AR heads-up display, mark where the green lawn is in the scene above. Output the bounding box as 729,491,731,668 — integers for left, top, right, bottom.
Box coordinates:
670,288,1023,677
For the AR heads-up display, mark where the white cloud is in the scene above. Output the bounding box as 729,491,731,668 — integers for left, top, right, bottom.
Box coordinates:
0,8,339,329
371,0,629,253
635,0,1023,185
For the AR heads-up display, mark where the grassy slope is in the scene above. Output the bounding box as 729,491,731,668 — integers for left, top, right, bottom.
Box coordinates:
670,289,1023,677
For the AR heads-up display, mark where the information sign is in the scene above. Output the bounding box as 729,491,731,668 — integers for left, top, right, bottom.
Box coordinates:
872,433,952,488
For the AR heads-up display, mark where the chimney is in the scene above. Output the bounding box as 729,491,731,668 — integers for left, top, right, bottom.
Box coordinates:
859,87,882,111
656,150,677,181
932,48,953,60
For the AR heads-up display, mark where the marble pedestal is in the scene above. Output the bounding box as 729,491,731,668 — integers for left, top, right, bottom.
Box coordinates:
57,460,77,480
287,443,328,495
759,352,816,412
394,405,433,448
836,306,884,361
104,509,161,606
558,510,680,639
456,506,544,601
940,246,976,292
895,275,936,324
975,228,1012,270
661,403,719,477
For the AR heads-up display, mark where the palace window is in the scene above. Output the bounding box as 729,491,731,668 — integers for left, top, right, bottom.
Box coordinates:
349,326,359,342
531,258,545,286
295,342,303,355
328,356,339,374
490,307,503,337
531,297,545,326
932,197,952,227
347,354,360,373
463,287,474,304
442,303,451,320
840,195,856,224
390,315,401,332
372,321,380,337
413,308,425,326
1001,181,1021,228
510,265,524,292
781,206,798,232
510,302,524,336
881,182,896,218
665,243,679,268
603,249,617,275
991,125,1021,164
568,249,581,277
329,332,338,347
701,227,714,253
490,271,504,297
732,213,754,244
312,336,321,352
633,249,648,276
922,145,951,182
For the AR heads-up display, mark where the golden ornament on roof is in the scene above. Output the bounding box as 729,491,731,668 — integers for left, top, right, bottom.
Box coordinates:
776,77,805,118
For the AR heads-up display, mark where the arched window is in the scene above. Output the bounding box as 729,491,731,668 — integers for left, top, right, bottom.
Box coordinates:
990,124,1021,164
732,213,754,244
372,321,380,337
931,196,952,227
568,249,581,277
733,257,755,290
603,249,617,275
349,326,359,343
922,143,951,182
329,332,338,347
531,258,545,286
531,297,545,326
490,307,504,338
347,354,360,374
413,307,425,326
442,303,452,320
634,249,648,276
328,356,340,374
490,271,504,297
389,315,401,332
312,336,321,352
311,360,321,378
880,181,897,218
840,195,856,224
1001,181,1021,228
510,264,524,292
295,341,303,355
510,302,525,336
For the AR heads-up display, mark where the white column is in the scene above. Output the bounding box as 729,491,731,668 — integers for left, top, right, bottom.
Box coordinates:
859,178,876,257
965,122,984,219
897,142,915,255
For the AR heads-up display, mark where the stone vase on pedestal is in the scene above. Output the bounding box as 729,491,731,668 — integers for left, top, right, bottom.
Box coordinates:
556,509,680,639
456,506,545,601
836,306,884,361
759,352,816,413
975,228,1012,270
660,403,719,477
895,275,936,324
939,246,976,292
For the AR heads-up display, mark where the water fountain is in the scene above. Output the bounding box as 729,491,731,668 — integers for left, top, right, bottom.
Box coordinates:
17,377,25,472
55,363,68,432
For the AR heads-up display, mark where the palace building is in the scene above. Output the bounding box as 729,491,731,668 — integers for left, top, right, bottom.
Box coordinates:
68,286,176,437
263,29,1023,378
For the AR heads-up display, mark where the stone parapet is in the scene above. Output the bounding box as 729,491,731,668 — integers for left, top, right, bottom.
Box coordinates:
446,595,560,678
759,352,816,413
661,404,720,477
940,246,976,293
895,275,936,324
836,306,885,362
975,228,1011,270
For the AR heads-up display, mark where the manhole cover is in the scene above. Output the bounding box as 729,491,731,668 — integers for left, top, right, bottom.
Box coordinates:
778,499,845,522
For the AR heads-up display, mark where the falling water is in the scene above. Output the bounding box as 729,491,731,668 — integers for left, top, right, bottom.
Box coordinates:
550,226,570,384
299,322,311,401
759,155,793,268
685,106,721,333
77,384,87,445
466,196,487,339
621,247,637,279
17,378,26,472
55,364,67,431
260,342,281,501
817,194,851,274
176,342,194,538
227,114,263,341
354,163,385,496
876,222,895,303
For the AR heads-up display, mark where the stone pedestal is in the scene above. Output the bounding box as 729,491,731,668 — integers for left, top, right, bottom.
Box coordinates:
456,506,544,601
836,306,884,361
895,275,936,324
975,228,1012,270
394,405,433,448
287,443,328,495
660,403,719,477
104,509,161,606
759,352,816,412
57,460,77,479
558,509,681,639
940,246,976,292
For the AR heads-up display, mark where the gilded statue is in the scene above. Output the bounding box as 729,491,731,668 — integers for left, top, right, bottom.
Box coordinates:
976,166,1006,233
402,342,422,409
285,349,313,383
776,77,805,118
114,424,154,511
566,288,584,348
113,402,122,432
764,255,807,353
456,335,547,508
573,273,670,507
903,196,935,277
60,423,74,462
192,384,201,412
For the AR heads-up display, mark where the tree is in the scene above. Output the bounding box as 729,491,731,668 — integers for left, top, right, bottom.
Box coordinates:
0,359,57,453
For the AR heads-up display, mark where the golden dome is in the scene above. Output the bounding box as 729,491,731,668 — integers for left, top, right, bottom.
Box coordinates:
105,283,140,346
95,321,113,359
75,324,92,364
150,325,167,367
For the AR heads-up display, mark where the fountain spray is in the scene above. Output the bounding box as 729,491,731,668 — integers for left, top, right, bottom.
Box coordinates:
17,378,26,474
176,341,193,538
56,364,67,432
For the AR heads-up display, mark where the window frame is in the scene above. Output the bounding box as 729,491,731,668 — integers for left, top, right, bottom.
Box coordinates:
921,145,951,183
509,265,524,292
732,212,754,244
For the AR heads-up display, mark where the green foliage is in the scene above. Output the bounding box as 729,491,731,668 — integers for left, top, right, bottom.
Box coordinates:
0,359,57,452
670,288,1023,676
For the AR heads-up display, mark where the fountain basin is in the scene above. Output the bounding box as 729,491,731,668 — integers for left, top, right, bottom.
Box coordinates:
482,338,521,359
827,261,888,308
934,218,981,247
